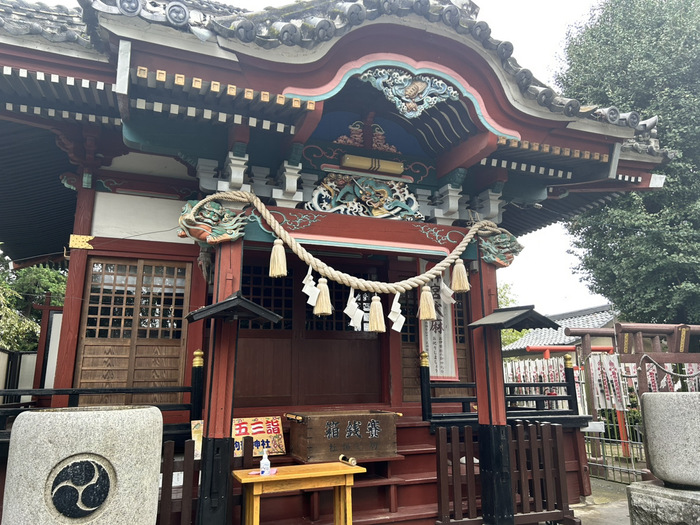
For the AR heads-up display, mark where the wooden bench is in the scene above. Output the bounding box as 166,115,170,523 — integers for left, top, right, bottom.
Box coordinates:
233,462,366,525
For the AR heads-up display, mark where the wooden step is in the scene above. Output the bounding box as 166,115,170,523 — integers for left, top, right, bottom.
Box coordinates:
397,471,438,485
397,443,436,455
268,503,439,525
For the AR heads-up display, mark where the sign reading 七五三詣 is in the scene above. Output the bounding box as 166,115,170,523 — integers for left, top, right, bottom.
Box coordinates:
419,259,459,381
232,416,286,457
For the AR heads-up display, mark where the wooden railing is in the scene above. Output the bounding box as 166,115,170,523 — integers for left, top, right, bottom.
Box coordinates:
0,352,204,443
420,363,580,425
0,383,203,443
435,422,581,525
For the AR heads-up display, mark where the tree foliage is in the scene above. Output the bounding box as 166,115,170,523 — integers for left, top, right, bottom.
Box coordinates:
0,258,40,351
0,253,66,351
556,0,700,323
12,266,67,322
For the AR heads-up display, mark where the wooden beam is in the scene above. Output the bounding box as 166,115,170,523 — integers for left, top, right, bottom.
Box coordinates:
288,100,324,147
437,132,499,179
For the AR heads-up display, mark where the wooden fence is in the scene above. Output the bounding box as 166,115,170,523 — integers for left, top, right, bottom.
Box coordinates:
157,436,253,525
435,422,580,525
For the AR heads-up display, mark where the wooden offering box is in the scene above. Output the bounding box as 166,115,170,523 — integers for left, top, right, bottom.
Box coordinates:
286,410,398,463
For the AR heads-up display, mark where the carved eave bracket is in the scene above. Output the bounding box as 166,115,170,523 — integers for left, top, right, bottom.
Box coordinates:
177,199,247,245
53,125,127,189
479,231,523,268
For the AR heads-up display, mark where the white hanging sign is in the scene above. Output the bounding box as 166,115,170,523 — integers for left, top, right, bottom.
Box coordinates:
419,259,458,381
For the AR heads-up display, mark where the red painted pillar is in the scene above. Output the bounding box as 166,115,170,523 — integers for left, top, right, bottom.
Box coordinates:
201,240,243,439
198,240,243,524
52,186,95,404
470,252,513,524
469,259,506,426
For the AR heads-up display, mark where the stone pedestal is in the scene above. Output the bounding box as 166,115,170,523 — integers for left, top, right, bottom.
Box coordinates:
642,392,700,486
627,480,700,525
2,406,162,525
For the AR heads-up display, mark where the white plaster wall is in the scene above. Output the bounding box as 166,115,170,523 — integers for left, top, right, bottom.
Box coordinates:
92,192,193,245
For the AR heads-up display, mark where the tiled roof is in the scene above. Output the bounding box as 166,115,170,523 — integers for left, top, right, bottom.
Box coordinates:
502,304,615,352
0,0,675,160
0,0,88,45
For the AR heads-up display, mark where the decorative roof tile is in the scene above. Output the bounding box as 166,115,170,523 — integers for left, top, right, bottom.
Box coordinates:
0,0,88,45
502,304,615,352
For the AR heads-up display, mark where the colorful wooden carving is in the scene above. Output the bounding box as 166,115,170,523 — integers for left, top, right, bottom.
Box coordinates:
479,232,523,267
177,200,247,245
305,173,424,221
334,121,400,153
360,68,460,119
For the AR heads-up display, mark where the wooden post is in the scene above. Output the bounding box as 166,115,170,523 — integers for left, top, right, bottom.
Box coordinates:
564,354,579,415
31,293,62,389
191,349,204,421
470,255,513,525
53,186,95,405
197,240,243,525
419,352,432,421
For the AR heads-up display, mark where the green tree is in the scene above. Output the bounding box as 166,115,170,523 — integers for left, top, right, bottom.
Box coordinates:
0,252,66,351
11,266,67,322
556,0,700,323
0,258,40,351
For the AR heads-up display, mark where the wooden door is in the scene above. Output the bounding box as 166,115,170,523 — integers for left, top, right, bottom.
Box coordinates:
75,258,192,405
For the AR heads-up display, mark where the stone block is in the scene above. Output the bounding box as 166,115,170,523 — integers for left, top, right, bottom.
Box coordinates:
627,480,700,525
2,406,162,525
642,392,700,487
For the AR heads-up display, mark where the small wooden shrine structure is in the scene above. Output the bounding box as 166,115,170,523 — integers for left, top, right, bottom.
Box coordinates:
0,0,672,523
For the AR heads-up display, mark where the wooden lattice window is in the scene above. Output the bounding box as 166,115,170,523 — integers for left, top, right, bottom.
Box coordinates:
305,273,376,331
455,294,468,345
137,264,187,339
240,264,294,330
400,289,419,343
85,261,187,339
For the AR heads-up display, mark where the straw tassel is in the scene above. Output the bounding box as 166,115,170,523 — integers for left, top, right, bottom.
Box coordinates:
269,238,287,277
313,277,332,316
368,295,386,332
451,259,470,293
419,285,437,321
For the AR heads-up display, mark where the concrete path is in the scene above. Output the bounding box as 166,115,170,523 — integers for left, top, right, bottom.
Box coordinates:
571,477,631,525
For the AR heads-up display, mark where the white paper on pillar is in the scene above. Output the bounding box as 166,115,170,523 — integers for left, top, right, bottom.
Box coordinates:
419,259,458,381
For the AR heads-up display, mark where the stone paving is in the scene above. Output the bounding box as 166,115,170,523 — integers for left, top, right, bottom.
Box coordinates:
571,477,631,525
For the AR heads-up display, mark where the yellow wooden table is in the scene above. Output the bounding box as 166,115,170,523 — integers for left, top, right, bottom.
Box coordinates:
233,462,366,525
